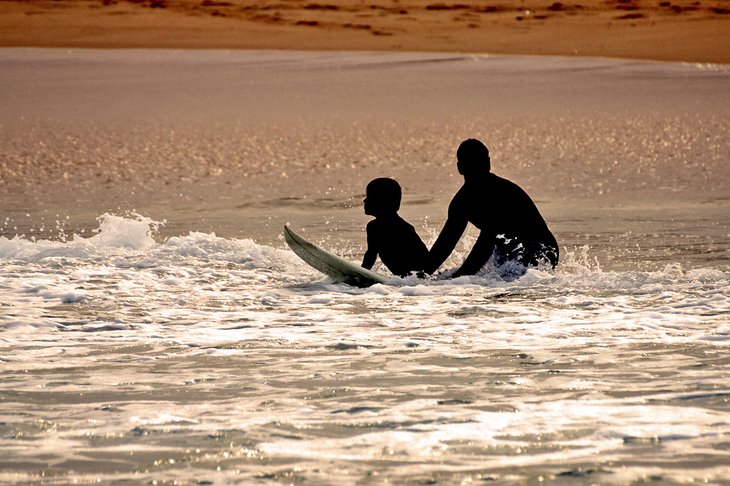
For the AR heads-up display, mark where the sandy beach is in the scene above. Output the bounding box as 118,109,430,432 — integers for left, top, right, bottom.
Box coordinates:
1,0,729,63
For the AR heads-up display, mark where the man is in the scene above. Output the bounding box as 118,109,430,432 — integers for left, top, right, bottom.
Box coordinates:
426,139,558,277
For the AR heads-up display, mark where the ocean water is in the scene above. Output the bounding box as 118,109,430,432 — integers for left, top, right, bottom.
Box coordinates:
1,49,729,484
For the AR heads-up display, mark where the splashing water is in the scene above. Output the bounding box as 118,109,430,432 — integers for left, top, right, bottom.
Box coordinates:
1,214,728,484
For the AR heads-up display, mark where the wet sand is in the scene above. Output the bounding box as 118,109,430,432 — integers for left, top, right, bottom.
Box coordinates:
1,0,729,63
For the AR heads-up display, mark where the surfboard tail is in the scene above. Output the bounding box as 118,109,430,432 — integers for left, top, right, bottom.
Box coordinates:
284,225,387,287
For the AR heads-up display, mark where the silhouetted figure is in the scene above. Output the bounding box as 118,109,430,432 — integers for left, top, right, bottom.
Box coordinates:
426,139,558,277
362,178,428,277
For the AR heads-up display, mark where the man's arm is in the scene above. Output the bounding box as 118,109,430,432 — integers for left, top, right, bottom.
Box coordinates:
426,216,467,274
452,230,495,277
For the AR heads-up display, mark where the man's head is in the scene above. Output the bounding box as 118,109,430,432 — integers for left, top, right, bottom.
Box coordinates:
364,178,402,217
456,139,491,177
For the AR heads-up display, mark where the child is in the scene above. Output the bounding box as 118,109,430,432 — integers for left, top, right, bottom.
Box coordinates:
361,178,428,277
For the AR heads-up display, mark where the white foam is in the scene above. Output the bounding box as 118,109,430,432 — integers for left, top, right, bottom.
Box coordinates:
0,220,727,483
0,213,158,261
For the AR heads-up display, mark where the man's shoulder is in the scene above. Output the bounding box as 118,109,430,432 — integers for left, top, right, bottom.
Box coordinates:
450,184,469,200
491,172,521,186
448,184,469,210
489,173,531,196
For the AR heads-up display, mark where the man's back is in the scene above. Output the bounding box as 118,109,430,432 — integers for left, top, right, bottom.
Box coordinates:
428,173,558,274
451,173,554,243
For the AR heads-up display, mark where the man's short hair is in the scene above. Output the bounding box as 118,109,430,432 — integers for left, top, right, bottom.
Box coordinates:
457,139,491,174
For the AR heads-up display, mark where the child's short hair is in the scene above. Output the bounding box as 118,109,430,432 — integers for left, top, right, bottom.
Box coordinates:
367,178,402,212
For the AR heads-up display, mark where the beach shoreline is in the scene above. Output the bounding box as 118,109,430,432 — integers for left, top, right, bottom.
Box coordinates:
1,0,728,63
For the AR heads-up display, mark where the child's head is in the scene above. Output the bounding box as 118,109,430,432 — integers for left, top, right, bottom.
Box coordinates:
364,178,401,217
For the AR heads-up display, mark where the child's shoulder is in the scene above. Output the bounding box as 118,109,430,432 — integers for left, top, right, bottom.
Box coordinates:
392,215,416,231
366,216,407,233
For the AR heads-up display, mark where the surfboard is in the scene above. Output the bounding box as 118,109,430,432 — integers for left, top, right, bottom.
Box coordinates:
284,225,388,287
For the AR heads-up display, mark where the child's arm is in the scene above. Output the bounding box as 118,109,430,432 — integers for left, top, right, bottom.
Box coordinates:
362,248,376,270
362,224,377,269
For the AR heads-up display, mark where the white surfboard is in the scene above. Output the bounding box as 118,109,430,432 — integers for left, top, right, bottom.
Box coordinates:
284,225,388,287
